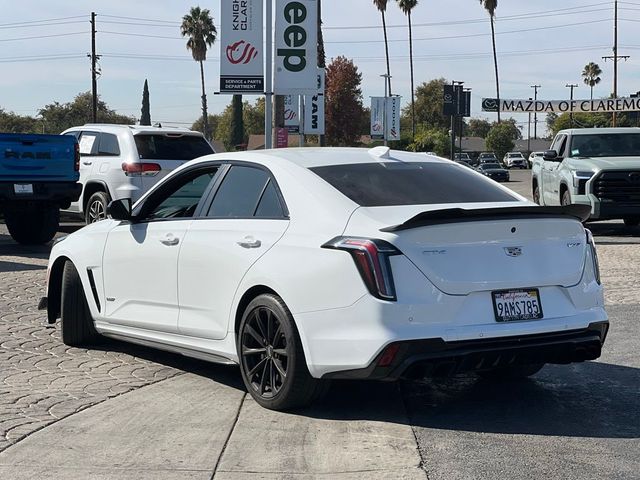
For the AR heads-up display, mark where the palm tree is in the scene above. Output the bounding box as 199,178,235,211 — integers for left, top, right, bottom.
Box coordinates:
181,6,217,140
582,62,602,100
398,0,418,139
373,0,392,96
479,0,500,123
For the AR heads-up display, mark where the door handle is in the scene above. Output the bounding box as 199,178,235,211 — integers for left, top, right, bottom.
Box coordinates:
160,236,180,246
237,237,261,249
82,161,93,166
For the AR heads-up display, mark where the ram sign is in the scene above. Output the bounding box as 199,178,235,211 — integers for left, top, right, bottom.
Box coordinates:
482,97,640,113
274,0,318,94
220,0,264,93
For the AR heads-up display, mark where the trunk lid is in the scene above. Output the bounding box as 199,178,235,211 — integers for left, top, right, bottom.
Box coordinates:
344,204,589,296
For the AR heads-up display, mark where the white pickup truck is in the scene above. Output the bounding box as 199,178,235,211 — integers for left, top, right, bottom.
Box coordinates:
531,127,640,226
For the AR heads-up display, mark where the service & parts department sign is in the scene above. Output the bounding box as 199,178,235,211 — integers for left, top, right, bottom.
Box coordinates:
220,0,264,93
274,0,318,94
482,97,640,113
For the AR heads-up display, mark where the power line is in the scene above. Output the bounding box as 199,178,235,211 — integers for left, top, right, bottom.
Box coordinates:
0,15,85,27
324,19,611,44
0,54,85,63
323,4,614,30
99,14,179,25
100,20,179,28
0,20,86,30
99,30,182,40
0,31,86,42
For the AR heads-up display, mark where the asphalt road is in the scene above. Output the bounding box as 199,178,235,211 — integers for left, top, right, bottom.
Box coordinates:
0,169,638,479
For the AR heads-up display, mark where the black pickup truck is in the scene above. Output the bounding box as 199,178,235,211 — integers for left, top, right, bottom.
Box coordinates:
0,133,82,244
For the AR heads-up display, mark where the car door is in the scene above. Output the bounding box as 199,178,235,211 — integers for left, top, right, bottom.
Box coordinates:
101,164,220,333
542,134,567,205
65,130,99,213
177,163,290,340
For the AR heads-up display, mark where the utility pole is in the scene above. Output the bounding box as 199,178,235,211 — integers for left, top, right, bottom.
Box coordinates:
450,80,464,160
527,97,532,154
530,85,541,139
265,0,273,148
602,0,629,127
90,12,98,123
566,83,578,128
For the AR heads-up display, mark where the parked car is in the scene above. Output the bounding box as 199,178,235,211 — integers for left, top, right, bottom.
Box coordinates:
0,133,82,244
62,124,215,224
41,147,607,411
531,127,640,226
478,152,499,164
477,162,510,182
529,151,544,168
454,153,472,162
504,152,527,169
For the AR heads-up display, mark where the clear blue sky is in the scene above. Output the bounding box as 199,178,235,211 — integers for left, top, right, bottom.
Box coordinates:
1,0,638,136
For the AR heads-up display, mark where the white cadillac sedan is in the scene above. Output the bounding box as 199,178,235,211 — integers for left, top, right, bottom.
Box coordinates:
40,147,608,410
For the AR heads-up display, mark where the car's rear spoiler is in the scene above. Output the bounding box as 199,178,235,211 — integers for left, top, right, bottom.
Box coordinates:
380,204,591,232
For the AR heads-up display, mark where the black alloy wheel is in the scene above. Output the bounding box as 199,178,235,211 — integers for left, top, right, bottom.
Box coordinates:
237,294,327,410
241,305,289,398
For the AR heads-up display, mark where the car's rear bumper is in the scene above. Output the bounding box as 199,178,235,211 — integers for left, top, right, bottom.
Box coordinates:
322,321,608,380
0,181,82,204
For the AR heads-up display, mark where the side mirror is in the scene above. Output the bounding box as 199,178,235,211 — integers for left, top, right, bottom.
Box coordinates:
107,198,132,221
543,150,560,161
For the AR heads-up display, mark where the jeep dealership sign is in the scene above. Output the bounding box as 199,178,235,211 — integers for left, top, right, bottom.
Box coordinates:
482,97,640,113
220,0,264,93
274,0,318,94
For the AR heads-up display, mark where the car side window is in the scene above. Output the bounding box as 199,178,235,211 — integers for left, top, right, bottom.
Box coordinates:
255,180,284,218
143,167,219,220
550,134,567,158
78,131,99,156
207,165,282,218
97,133,120,156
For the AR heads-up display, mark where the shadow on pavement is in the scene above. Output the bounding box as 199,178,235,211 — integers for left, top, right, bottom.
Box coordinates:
0,260,46,272
102,333,639,440
400,361,640,439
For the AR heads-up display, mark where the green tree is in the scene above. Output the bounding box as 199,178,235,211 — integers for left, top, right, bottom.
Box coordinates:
404,78,450,130
373,0,392,95
546,111,628,137
0,109,39,133
140,79,151,126
485,122,516,160
38,92,134,133
230,94,244,149
498,117,522,140
181,6,217,140
192,114,220,139
325,56,366,146
479,0,500,123
244,97,266,137
467,118,492,138
408,126,450,156
398,0,418,139
582,62,602,100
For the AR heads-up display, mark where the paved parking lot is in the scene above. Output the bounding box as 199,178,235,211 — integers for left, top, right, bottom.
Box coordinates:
0,169,638,479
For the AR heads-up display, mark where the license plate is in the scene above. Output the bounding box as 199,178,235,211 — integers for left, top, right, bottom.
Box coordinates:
14,183,33,194
492,289,543,322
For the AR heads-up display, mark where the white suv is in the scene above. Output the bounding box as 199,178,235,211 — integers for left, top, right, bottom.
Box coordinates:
503,152,527,169
62,124,215,223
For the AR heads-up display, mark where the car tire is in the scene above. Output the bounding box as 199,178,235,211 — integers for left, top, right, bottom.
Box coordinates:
478,363,545,380
561,190,572,206
85,191,110,224
533,186,541,205
61,261,100,347
237,293,327,411
623,217,640,227
4,204,59,245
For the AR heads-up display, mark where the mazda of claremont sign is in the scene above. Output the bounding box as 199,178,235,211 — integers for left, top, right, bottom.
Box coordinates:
482,97,640,113
220,0,264,93
274,0,318,94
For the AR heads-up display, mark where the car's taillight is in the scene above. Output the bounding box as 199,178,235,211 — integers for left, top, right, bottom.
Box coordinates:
74,142,80,171
586,229,601,284
322,237,400,301
122,162,161,176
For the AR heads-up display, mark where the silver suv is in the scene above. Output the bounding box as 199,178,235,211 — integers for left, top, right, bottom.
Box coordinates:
62,124,215,223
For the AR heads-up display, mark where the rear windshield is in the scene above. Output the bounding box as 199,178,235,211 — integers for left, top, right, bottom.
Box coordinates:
134,134,214,161
309,162,517,207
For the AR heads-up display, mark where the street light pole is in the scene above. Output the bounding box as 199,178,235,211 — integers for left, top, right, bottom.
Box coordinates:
566,83,578,128
531,84,541,139
527,97,532,154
